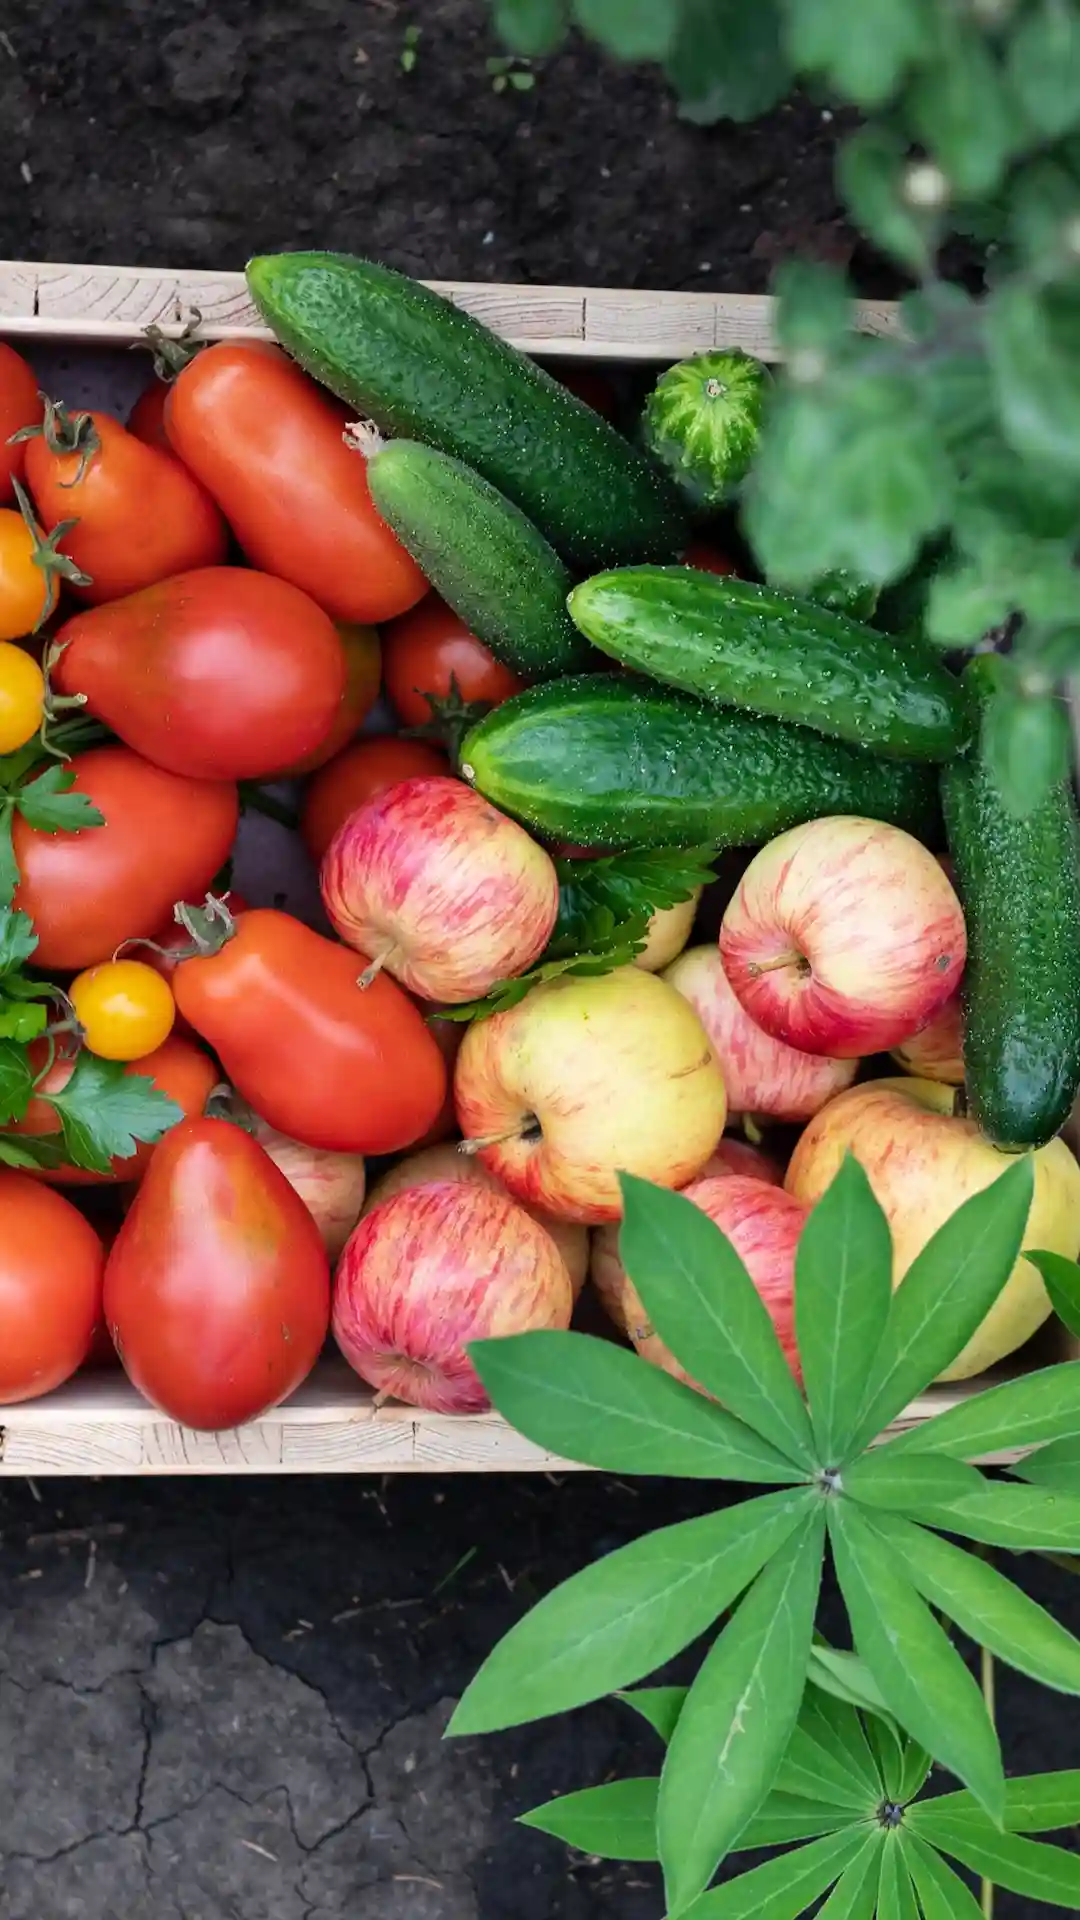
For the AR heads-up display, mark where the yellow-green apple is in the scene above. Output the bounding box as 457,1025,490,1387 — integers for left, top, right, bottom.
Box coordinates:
663,943,857,1121
321,775,558,1003
454,965,727,1223
591,1174,806,1387
719,816,966,1057
245,1113,366,1262
786,1077,1080,1379
632,890,703,972
332,1180,573,1413
891,989,964,1084
362,1140,589,1297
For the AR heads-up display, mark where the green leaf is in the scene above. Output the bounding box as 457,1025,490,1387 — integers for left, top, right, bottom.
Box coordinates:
469,1330,806,1481
900,1740,933,1804
493,0,568,56
887,1361,1080,1461
617,1685,688,1743
41,1053,183,1174
0,1131,54,1170
552,846,715,960
842,1452,985,1515
814,1842,884,1920
439,929,646,1021
988,281,1080,479
0,995,48,1043
783,0,931,106
870,1511,1080,1695
664,0,790,124
913,1814,1080,1908
907,26,1017,197
737,1792,859,1850
1027,1249,1080,1339
0,906,37,975
863,1713,907,1800
806,1646,893,1725
796,1156,893,1466
982,689,1071,819
0,800,17,906
449,1487,814,1735
658,1511,825,1909
877,1837,919,1920
837,126,939,274
917,1770,1080,1834
0,1037,34,1126
773,261,851,359
1011,1434,1080,1491
781,1687,883,1806
618,1175,816,1468
572,0,678,59
519,1777,659,1860
678,1827,868,1919
14,763,104,833
904,1835,986,1920
916,1479,1080,1551
1007,0,1080,140
828,1503,1004,1824
847,1158,1034,1454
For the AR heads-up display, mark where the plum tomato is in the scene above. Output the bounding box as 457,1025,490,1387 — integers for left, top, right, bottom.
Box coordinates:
301,735,449,865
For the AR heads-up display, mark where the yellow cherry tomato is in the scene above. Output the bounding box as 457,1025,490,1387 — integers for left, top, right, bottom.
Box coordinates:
0,640,45,752
0,509,49,641
70,959,176,1062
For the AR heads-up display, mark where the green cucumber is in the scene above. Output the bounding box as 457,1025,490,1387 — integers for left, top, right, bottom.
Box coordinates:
365,439,592,681
246,252,688,571
942,658,1080,1150
567,569,969,762
460,674,939,850
641,349,768,512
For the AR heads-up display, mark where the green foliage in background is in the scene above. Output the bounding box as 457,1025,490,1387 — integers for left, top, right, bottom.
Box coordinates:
492,0,1080,816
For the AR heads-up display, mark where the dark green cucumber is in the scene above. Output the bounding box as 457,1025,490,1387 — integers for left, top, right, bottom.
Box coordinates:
567,569,969,762
246,252,688,571
942,658,1080,1150
366,440,592,681
460,674,939,850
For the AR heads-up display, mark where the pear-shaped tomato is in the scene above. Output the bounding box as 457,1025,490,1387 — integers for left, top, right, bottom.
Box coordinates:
104,1117,331,1429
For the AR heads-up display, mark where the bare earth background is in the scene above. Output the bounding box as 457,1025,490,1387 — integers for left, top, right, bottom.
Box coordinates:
0,1,1069,1915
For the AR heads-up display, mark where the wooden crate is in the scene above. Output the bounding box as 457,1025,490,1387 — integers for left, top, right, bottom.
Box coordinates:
0,260,1069,1475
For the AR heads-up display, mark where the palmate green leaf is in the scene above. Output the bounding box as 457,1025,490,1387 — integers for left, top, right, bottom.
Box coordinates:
863,1713,907,1800
907,24,1017,197
919,1770,1080,1834
493,0,568,56
919,1479,1080,1551
988,281,1080,479
868,1510,1080,1695
1027,1249,1080,1340
795,1156,892,1466
838,126,939,276
1007,0,1080,140
782,1688,882,1807
847,1158,1034,1456
678,1826,869,1919
827,1503,1004,1824
737,1793,859,1851
449,1487,814,1736
900,1740,933,1803
658,1511,825,1911
814,1841,883,1920
912,1814,1080,1908
1011,1434,1080,1491
664,0,790,124
876,1837,919,1920
572,0,679,60
469,1331,806,1481
888,1360,1080,1460
782,0,932,106
618,1685,688,1743
618,1175,816,1469
806,1647,893,1727
520,1776,660,1860
904,1835,985,1920
842,1451,984,1515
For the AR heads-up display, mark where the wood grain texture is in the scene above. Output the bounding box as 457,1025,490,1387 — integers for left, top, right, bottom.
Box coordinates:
0,259,901,360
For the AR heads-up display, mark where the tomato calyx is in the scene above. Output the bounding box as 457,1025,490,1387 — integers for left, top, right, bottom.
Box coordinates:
401,674,494,766
11,395,101,487
171,892,241,960
137,308,204,382
11,478,93,626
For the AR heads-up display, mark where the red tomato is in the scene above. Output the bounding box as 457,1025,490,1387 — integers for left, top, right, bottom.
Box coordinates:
301,735,449,864
14,1033,219,1185
0,1172,104,1401
552,363,620,419
52,567,346,781
141,890,249,1035
0,343,42,502
13,745,239,971
22,407,227,605
284,624,381,775
413,1013,465,1148
682,540,738,577
127,380,171,453
382,596,525,728
165,340,428,625
172,908,447,1155
104,1117,331,1429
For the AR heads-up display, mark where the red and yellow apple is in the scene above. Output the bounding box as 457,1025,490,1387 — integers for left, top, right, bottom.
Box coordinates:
321,775,558,1003
663,943,857,1121
246,1114,366,1262
786,1077,1080,1379
697,1138,785,1185
891,989,965,1085
332,1179,573,1413
633,891,703,972
454,965,727,1223
719,816,966,1057
362,1141,589,1297
591,1173,805,1387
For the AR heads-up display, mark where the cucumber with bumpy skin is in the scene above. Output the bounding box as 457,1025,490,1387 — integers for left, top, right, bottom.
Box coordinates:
942,657,1080,1150
641,349,768,512
568,568,969,761
460,674,940,850
365,439,592,682
245,251,688,571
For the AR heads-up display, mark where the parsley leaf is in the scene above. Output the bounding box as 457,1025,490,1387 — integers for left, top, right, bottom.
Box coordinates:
0,906,37,975
0,801,17,906
441,929,652,1021
40,1052,184,1174
0,1132,57,1171
14,764,105,834
0,997,48,1043
0,1038,35,1126
551,845,716,957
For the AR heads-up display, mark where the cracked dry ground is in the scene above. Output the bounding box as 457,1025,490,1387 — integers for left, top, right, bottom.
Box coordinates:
0,1477,1074,1917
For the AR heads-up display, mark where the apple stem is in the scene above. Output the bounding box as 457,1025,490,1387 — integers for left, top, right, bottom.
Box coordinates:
458,1126,525,1155
358,945,400,990
746,951,805,977
742,1116,765,1147
371,1388,394,1412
